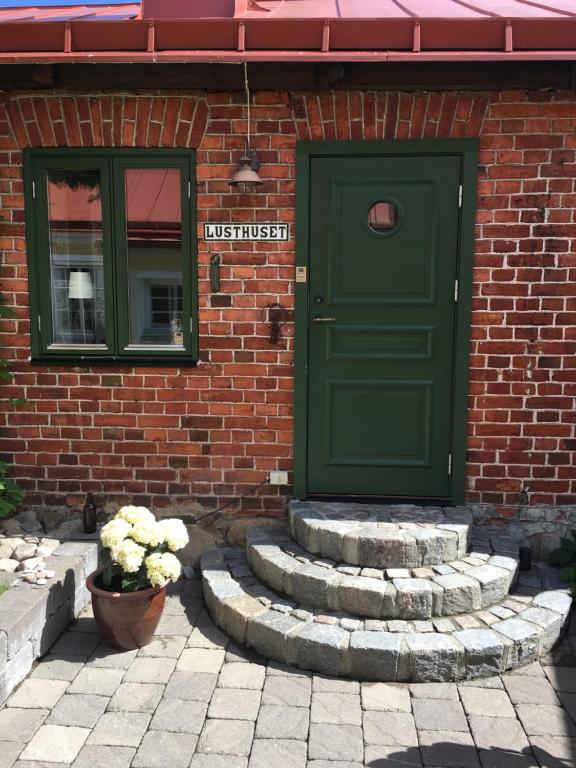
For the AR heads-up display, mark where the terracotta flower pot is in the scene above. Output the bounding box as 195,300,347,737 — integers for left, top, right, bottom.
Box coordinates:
86,570,166,651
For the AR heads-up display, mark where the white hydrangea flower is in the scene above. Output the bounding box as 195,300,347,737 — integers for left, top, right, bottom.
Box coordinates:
157,519,189,552
145,552,182,587
117,505,156,526
100,517,132,549
130,520,163,547
111,538,146,573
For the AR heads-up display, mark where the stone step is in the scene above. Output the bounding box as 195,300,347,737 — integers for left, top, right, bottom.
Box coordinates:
246,528,518,620
201,547,572,683
289,501,472,568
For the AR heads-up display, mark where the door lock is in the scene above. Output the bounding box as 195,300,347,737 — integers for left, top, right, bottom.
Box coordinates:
313,316,337,323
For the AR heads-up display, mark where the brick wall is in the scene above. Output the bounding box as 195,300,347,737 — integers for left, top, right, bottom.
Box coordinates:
0,89,575,516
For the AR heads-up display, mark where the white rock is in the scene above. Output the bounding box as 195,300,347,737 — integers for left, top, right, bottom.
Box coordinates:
36,545,53,557
36,579,47,585
0,543,15,559
13,543,38,562
15,557,44,573
0,558,19,573
44,570,55,579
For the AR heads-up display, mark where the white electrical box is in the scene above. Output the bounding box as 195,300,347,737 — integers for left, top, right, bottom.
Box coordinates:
269,470,288,486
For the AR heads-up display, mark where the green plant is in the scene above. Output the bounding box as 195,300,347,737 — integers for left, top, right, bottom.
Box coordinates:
548,532,576,594
0,461,25,518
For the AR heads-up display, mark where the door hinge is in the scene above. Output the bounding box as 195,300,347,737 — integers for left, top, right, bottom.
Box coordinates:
454,279,459,303
32,180,36,199
448,453,452,476
37,315,41,332
458,185,463,208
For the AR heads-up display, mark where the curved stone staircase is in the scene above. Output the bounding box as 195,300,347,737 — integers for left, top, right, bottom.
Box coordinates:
201,501,573,682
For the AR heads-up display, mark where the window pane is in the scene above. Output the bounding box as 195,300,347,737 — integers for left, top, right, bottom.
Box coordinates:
47,169,106,346
124,168,184,347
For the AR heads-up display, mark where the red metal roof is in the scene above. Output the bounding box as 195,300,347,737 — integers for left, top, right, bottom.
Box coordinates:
1,0,576,62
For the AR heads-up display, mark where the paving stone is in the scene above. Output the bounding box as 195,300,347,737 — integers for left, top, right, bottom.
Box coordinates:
469,716,531,753
176,649,225,674
107,683,164,713
154,614,193,637
87,647,139,670
363,711,418,746
361,682,411,712
529,735,576,768
409,682,459,700
72,745,136,768
509,661,546,678
123,657,176,684
434,573,482,614
208,688,261,720
48,694,108,727
86,712,151,747
190,757,247,768
163,671,217,702
412,698,469,732
349,631,405,680
502,675,561,706
261,674,311,707
308,762,364,768
405,634,464,682
149,698,207,734
313,675,359,694
7,680,68,709
544,666,576,692
308,723,363,762
459,688,516,718
186,626,229,650
217,663,266,690
310,692,362,725
255,704,309,740
197,719,254,756
557,691,576,720
50,634,100,658
452,629,505,678
515,704,576,736
291,623,349,677
132,731,197,768
31,656,84,682
0,708,48,742
419,730,480,768
363,745,422,767
0,743,26,768
248,738,307,768
68,669,124,697
459,676,504,689
20,725,89,763
137,637,186,658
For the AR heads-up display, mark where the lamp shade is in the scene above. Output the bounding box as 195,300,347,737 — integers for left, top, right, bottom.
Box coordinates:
68,270,94,299
229,153,263,193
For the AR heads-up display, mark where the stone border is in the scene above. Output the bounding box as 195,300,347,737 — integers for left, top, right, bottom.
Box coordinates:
202,548,573,682
289,501,471,567
0,538,98,704
247,528,518,620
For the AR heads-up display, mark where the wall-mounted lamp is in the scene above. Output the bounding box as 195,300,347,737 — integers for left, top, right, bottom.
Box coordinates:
229,63,263,193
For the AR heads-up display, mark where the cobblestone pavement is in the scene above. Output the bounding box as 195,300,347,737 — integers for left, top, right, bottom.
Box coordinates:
1,579,575,768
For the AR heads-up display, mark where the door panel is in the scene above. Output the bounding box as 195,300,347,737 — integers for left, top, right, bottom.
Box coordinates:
307,155,461,498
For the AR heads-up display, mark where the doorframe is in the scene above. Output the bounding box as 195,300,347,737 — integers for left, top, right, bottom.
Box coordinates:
293,139,479,505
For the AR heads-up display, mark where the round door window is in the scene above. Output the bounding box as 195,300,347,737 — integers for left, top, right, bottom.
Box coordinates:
367,201,398,233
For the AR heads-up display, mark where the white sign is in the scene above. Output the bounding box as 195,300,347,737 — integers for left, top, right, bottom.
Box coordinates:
204,223,289,242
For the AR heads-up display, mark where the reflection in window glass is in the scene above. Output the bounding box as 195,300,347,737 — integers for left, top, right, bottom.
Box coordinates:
47,169,106,346
368,201,397,233
124,168,183,347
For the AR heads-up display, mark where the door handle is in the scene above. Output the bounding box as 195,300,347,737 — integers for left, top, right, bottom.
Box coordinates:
312,316,337,323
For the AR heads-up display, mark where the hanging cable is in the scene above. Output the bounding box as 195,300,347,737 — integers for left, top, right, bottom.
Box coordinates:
189,478,269,524
244,60,251,151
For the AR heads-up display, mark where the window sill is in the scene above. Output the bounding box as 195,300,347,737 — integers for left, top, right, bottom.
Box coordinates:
31,356,199,367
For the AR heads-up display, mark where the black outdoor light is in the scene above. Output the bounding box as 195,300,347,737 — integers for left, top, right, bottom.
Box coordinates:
229,63,263,193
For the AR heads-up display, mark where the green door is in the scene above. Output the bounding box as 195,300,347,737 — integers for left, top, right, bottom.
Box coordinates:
307,154,462,498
